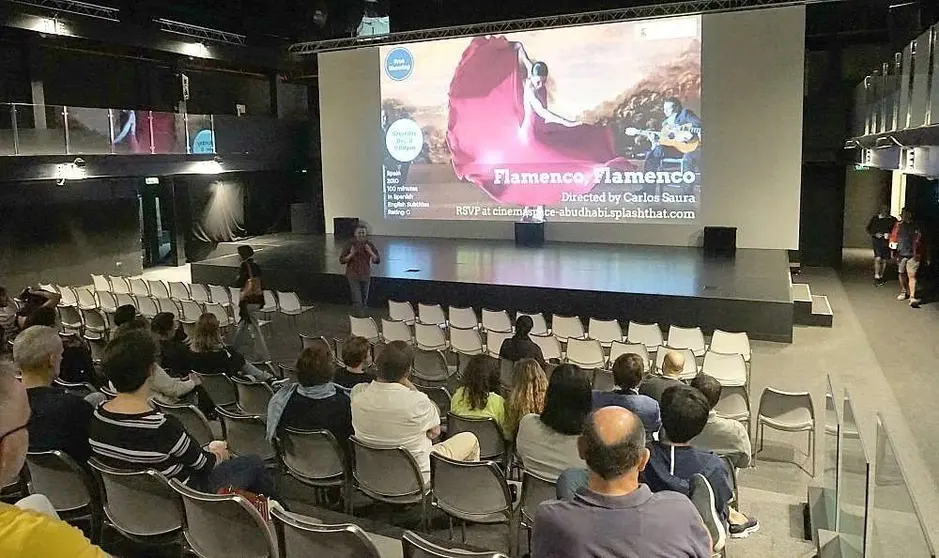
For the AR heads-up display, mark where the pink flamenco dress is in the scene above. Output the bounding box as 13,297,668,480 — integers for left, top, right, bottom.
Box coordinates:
446,35,633,206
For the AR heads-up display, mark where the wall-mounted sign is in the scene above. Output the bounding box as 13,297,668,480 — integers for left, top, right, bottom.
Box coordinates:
192,129,215,154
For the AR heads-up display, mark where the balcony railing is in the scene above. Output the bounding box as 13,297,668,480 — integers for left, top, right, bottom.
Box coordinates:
0,103,219,156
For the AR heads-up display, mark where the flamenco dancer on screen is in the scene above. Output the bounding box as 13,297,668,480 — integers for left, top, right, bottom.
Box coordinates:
446,36,634,206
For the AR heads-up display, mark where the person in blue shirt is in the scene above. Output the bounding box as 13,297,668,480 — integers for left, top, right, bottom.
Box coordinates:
593,353,661,435
644,384,759,538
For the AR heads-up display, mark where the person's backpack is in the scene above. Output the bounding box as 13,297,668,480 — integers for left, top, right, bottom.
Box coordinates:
241,261,262,299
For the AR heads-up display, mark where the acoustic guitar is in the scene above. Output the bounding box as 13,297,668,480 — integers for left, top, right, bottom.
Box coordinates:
624,125,701,154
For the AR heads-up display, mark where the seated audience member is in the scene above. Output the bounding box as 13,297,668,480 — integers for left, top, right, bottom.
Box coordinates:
450,354,508,434
351,340,480,484
333,336,372,389
15,326,94,465
190,313,273,382
266,344,353,453
13,287,61,331
151,312,194,375
644,385,758,538
504,358,548,440
533,407,711,558
593,353,661,434
111,304,140,336
640,350,686,403
0,286,19,344
24,307,96,385
689,375,752,469
499,315,546,367
88,330,278,499
110,313,200,407
0,369,109,557
516,364,590,480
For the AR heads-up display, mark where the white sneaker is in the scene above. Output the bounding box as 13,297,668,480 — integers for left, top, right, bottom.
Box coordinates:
897,292,909,301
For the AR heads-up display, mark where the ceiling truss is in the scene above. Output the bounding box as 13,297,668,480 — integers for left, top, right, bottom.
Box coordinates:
7,0,120,22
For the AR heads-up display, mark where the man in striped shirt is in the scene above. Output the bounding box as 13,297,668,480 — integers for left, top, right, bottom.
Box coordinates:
88,329,276,497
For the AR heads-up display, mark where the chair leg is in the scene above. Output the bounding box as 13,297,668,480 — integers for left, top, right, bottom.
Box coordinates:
447,516,454,540
460,521,467,543
809,430,816,477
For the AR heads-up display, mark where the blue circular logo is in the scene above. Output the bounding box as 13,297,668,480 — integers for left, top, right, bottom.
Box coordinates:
385,47,414,81
192,129,215,154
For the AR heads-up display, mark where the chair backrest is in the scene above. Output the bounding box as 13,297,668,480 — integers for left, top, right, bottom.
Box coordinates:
484,330,512,358
109,275,131,294
75,286,98,309
88,458,182,538
276,291,302,312
25,450,95,512
626,321,664,350
709,329,751,361
667,325,707,355
80,309,107,335
179,300,204,322
588,318,624,346
517,312,548,335
115,292,136,309
350,316,381,342
412,348,451,384
229,287,241,308
56,285,78,307
609,341,651,371
148,280,171,299
381,318,413,343
449,326,483,355
529,333,562,362
714,385,751,421
59,305,82,328
155,298,179,314
217,407,274,460
206,302,233,327
565,338,605,369
231,376,275,415
481,309,513,333
388,300,416,325
415,322,447,351
53,378,96,398
209,285,231,305
446,414,505,460
128,278,150,297
416,385,451,419
170,479,277,558
402,530,509,558
655,347,698,379
262,290,277,310
551,315,585,341
519,469,558,522
190,284,211,303
192,371,238,407
271,507,380,558
592,368,616,392
168,281,191,301
350,436,426,499
499,359,515,391
430,453,512,522
417,303,447,327
757,387,814,424
299,333,331,353
448,306,479,330
151,400,215,447
135,296,160,319
278,364,298,384
279,428,346,484
701,351,748,387
97,291,118,313
91,274,111,293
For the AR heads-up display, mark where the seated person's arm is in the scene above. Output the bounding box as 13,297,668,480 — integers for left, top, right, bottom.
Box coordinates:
416,393,442,440
150,364,196,398
165,416,217,472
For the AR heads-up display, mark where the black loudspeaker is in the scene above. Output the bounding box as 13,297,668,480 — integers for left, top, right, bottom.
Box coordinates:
703,226,737,256
333,217,360,239
515,222,545,247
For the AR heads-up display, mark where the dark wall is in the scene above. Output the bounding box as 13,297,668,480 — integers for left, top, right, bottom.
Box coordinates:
0,179,142,289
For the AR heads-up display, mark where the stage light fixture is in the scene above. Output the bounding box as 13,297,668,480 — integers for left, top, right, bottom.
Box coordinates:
193,160,223,175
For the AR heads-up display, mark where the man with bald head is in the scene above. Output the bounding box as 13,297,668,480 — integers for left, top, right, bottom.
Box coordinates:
0,369,108,557
532,406,711,557
640,349,686,403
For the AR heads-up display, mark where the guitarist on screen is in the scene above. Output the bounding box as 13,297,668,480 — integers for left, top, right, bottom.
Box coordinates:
628,97,702,195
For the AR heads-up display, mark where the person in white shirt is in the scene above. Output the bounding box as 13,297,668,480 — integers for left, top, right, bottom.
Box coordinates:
688,374,751,468
350,341,479,484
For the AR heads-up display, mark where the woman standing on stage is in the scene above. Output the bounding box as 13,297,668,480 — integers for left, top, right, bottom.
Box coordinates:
339,224,381,317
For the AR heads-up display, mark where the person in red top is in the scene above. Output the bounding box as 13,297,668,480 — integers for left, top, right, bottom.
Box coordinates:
339,225,381,317
888,208,925,308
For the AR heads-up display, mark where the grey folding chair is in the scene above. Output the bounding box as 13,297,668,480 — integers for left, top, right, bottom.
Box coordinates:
626,321,664,352
485,330,512,358
713,384,751,430
278,364,298,384
529,333,563,362
609,341,652,372
402,530,509,558
170,479,277,558
25,450,100,539
217,407,275,461
151,399,215,448
88,458,183,547
411,348,453,386
53,377,97,398
381,318,414,344
350,316,381,343
299,334,335,360
192,371,238,409
701,351,748,387
755,387,816,476
388,300,417,326
416,385,452,426
231,375,276,415
430,453,513,544
565,338,605,370
349,436,428,529
499,359,515,391
276,428,347,508
446,414,506,463
271,507,381,558
592,368,616,392
448,306,479,330
516,470,557,554
709,329,752,363
667,325,708,357
59,305,83,333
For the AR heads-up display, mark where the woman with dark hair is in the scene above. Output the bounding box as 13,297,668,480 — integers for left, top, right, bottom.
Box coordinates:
515,363,590,480
450,355,507,435
231,244,271,362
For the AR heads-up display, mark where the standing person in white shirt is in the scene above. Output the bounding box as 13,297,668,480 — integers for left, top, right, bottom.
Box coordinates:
350,341,479,484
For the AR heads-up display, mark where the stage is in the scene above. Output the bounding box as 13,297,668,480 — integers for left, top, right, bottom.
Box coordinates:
191,233,794,342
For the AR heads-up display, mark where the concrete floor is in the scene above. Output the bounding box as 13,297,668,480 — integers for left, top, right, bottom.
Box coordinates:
135,255,939,557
